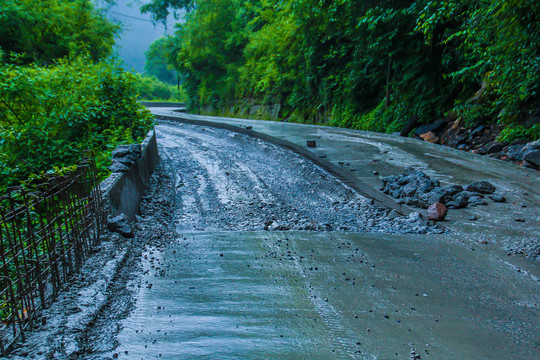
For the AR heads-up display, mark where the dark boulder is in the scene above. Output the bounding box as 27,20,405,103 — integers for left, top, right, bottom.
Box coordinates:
400,115,419,137
414,119,449,137
112,144,142,159
419,185,463,207
448,191,470,209
523,150,540,168
107,213,134,238
112,144,142,167
465,181,496,194
487,143,506,154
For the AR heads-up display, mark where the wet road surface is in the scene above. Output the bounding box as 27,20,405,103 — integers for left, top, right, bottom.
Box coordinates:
110,231,539,359
95,123,538,359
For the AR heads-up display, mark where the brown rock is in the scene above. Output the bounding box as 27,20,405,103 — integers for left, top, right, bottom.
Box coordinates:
427,202,448,221
420,131,439,143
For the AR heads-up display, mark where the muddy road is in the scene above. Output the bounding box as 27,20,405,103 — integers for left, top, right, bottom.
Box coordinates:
8,122,539,359
157,122,435,234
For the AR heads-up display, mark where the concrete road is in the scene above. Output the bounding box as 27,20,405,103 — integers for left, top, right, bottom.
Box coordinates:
95,118,539,360
111,231,538,359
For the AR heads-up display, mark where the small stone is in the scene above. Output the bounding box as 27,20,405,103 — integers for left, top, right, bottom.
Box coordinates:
319,154,327,158
515,218,526,222
488,194,506,203
468,215,478,221
468,196,487,206
373,171,379,175
307,140,317,147
427,203,448,221
246,125,253,130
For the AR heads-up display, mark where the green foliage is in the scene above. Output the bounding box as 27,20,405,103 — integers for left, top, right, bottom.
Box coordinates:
498,124,540,143
145,37,178,84
141,0,195,24
0,0,119,65
142,0,539,134
133,73,188,101
0,58,154,191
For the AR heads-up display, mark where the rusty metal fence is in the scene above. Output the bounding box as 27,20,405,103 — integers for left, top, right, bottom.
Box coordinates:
0,152,106,354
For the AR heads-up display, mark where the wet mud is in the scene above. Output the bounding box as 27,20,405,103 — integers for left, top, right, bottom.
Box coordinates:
157,122,439,234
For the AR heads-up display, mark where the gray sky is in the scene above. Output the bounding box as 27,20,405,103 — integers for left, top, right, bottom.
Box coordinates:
101,0,183,72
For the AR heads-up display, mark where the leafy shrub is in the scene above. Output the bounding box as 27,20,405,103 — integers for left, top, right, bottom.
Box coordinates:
133,74,187,102
0,57,154,191
498,124,540,143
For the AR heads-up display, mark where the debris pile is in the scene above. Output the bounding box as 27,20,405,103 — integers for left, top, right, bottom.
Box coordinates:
381,168,502,214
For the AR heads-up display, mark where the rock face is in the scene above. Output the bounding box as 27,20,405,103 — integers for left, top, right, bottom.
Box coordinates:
382,168,500,210
427,202,448,221
107,213,134,238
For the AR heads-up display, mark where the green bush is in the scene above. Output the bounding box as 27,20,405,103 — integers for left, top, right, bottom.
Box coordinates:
0,57,154,191
498,124,540,143
133,74,187,102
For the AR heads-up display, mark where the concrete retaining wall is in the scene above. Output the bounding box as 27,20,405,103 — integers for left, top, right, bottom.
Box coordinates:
99,129,159,220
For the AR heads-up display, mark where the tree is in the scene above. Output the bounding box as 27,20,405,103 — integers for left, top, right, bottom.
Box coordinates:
140,0,195,24
145,37,177,84
0,0,119,65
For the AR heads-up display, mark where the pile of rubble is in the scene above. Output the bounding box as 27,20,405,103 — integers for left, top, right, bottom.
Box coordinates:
381,168,504,220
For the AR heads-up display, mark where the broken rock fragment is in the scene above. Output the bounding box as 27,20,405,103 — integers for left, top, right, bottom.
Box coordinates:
427,202,448,221
107,213,134,238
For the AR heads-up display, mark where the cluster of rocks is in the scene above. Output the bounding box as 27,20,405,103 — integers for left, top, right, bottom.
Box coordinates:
381,168,503,219
108,144,142,173
401,115,540,169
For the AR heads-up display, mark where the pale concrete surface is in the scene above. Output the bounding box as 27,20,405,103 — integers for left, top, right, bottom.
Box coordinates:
110,231,539,359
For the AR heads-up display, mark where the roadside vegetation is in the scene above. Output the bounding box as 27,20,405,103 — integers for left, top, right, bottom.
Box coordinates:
142,0,539,141
0,0,154,191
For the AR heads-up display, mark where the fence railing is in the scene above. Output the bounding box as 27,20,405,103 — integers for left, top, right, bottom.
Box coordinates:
0,152,106,354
